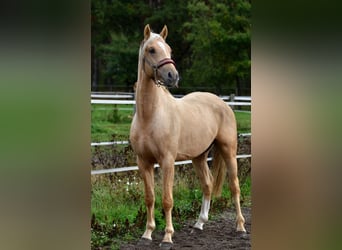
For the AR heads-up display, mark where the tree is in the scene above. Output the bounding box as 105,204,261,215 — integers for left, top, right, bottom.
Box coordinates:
91,0,150,91
183,0,251,95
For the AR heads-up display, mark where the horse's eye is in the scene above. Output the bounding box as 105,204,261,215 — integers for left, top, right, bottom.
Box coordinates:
149,47,155,54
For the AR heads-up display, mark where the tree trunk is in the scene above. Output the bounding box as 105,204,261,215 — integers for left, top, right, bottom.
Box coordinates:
91,45,99,91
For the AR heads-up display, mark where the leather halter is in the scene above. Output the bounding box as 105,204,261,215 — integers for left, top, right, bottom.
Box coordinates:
143,56,176,87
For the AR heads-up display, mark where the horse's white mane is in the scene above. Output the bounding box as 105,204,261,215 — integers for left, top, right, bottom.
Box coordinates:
137,32,162,82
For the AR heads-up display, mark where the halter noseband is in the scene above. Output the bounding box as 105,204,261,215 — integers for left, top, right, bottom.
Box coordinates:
143,56,176,87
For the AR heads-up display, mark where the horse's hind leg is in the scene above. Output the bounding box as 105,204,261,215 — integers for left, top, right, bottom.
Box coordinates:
192,152,213,230
138,157,156,240
220,144,246,232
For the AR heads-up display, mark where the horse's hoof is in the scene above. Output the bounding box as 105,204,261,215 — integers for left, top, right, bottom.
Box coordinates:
137,237,152,246
190,226,203,234
159,241,173,250
193,222,204,230
236,231,249,240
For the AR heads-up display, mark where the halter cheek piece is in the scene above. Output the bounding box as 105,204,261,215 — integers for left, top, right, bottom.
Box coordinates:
143,56,176,87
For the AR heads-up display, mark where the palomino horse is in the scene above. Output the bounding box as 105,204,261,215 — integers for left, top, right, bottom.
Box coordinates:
129,24,246,249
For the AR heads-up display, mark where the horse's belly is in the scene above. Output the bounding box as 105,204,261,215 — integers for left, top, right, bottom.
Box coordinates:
175,152,192,161
176,135,214,160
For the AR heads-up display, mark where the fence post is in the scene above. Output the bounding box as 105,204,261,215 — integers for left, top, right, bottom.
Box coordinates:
230,93,235,110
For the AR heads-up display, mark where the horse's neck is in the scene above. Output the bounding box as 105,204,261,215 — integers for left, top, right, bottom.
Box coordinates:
135,75,163,121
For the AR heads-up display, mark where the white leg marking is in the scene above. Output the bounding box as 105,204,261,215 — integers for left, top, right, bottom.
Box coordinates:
194,196,211,230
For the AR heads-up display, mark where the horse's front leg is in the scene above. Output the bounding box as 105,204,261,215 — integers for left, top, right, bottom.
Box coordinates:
138,157,156,241
160,156,175,246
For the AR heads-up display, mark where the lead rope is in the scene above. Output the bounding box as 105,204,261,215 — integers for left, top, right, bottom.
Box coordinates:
153,66,162,87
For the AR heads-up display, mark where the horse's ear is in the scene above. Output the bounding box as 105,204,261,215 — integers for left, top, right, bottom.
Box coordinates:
144,24,151,40
160,25,168,40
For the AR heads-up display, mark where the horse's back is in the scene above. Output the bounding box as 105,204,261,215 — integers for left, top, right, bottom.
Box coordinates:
179,91,226,106
177,92,235,121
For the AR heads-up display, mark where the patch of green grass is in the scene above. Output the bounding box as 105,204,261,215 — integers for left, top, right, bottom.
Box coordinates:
91,174,146,249
91,104,134,141
235,111,251,134
91,179,143,224
240,175,251,205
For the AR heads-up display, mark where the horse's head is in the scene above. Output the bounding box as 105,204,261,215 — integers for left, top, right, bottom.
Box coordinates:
140,24,179,88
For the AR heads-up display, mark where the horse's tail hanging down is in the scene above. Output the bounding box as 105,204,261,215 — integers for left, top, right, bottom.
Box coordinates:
211,145,227,197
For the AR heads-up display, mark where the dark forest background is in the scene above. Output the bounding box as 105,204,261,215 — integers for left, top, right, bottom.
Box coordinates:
91,0,251,95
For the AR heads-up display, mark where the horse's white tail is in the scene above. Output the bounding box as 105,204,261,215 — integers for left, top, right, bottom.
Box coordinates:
211,145,227,197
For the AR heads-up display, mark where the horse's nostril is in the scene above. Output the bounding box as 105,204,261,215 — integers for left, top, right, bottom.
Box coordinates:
168,72,172,79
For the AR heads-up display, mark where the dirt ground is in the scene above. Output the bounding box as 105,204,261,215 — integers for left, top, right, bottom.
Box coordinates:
120,206,251,250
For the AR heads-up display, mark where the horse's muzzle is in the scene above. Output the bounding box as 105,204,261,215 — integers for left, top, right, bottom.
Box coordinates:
164,70,179,88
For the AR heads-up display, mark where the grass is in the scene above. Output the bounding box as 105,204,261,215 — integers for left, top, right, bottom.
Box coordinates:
91,104,250,142
91,104,134,142
235,111,251,134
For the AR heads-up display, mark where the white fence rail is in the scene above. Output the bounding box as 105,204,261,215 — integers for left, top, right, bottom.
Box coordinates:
91,154,252,175
91,99,251,106
91,94,134,99
91,93,250,100
91,141,130,146
91,99,252,106
91,99,136,105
